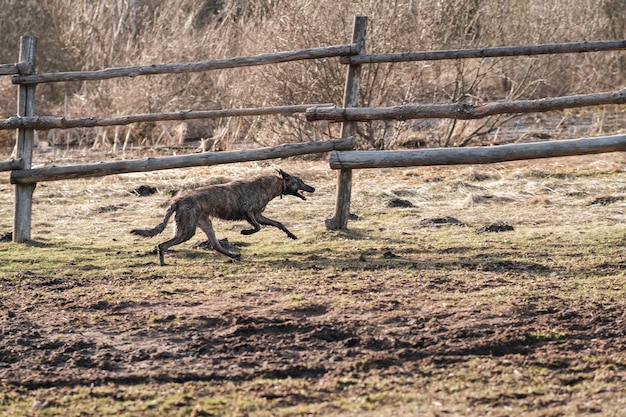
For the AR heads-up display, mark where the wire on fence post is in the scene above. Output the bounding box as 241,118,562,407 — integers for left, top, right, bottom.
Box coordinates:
13,36,37,243
326,15,367,230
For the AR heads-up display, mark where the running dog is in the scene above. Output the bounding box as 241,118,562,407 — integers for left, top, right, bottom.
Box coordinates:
130,169,315,265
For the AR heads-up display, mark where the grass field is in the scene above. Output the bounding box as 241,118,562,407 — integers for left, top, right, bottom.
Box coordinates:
0,154,625,416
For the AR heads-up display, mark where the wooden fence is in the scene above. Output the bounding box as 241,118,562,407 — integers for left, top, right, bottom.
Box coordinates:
307,17,626,229
1,15,625,240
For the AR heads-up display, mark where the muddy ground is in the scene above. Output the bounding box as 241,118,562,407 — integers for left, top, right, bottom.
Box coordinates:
3,270,626,389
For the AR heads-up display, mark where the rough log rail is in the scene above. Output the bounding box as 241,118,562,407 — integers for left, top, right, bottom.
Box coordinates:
0,63,20,75
12,44,357,85
11,137,353,184
341,39,626,65
329,134,626,169
0,104,335,131
306,89,626,122
0,158,24,172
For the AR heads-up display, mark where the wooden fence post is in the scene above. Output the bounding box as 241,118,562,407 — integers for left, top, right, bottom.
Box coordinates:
325,15,367,230
13,36,37,243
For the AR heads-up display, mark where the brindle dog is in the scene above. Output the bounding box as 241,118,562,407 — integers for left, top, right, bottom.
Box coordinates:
131,169,315,265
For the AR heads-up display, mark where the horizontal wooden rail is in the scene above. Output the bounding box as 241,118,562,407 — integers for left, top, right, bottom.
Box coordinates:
11,137,353,184
0,104,335,131
0,63,20,75
307,89,626,122
329,134,626,169
342,39,626,65
0,158,24,172
12,44,357,85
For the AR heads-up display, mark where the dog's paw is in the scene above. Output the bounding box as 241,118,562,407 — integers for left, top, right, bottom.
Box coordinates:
240,229,255,235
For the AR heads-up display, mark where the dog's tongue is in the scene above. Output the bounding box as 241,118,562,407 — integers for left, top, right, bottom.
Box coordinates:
298,189,307,199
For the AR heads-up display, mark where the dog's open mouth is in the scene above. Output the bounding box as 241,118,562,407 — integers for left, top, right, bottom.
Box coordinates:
297,186,316,200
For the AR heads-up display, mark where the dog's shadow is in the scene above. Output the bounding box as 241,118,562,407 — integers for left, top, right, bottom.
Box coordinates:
191,238,250,251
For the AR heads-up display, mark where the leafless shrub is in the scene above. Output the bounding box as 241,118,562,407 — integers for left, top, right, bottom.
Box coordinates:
0,0,624,151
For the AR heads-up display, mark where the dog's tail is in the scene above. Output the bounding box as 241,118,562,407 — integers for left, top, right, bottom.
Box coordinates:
130,202,177,238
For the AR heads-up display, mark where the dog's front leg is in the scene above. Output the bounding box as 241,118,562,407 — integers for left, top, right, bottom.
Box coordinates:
241,213,261,235
257,214,297,240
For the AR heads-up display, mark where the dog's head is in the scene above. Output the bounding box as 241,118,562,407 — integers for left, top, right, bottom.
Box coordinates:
278,169,315,200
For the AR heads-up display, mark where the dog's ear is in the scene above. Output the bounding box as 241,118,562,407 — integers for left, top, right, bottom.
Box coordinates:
277,169,290,179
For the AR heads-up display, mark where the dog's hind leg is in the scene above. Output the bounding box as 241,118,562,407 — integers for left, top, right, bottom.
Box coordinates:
257,214,297,240
198,218,241,259
157,206,197,266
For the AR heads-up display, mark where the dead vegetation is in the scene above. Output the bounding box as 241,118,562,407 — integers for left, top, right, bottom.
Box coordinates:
0,154,624,416
1,0,625,150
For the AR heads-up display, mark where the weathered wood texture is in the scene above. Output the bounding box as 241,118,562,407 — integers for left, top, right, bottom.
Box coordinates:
0,63,19,75
11,138,353,184
326,15,367,231
342,39,626,65
307,89,626,122
329,135,626,169
13,36,37,243
0,104,334,131
12,44,357,85
0,158,24,172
